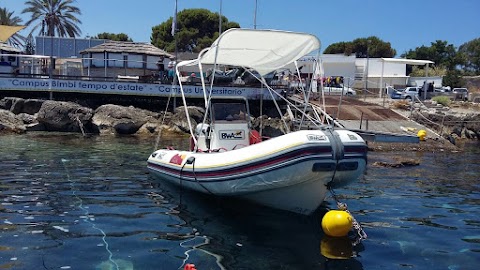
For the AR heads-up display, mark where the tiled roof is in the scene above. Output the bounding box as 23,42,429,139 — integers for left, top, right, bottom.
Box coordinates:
80,41,173,58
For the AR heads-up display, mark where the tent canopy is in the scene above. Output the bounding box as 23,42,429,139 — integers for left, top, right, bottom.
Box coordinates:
0,25,25,43
179,28,321,76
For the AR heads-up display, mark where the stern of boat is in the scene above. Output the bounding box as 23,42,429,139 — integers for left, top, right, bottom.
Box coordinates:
329,129,368,188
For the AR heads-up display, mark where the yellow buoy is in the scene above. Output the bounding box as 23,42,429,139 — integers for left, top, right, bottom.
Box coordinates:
417,129,427,141
321,210,353,237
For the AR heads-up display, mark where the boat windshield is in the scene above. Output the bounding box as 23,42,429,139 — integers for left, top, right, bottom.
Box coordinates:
212,103,247,122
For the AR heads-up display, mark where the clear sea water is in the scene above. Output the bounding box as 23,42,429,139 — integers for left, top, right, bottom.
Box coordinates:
0,133,479,270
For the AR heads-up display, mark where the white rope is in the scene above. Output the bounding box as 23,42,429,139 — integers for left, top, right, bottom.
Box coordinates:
61,159,119,270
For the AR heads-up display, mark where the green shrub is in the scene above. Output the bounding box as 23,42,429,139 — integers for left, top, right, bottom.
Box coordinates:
432,96,451,106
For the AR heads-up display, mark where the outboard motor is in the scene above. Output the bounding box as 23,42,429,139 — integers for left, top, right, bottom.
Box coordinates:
194,123,211,151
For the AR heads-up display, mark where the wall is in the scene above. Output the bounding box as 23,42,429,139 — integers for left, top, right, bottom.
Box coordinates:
408,76,444,87
363,59,406,77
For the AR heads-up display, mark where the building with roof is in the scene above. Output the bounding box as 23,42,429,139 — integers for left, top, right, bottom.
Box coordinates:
0,43,22,75
288,54,437,96
79,41,174,78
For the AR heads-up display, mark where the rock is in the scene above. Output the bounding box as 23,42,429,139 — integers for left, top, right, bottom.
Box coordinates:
0,97,45,115
137,122,163,136
174,106,205,123
445,134,456,145
372,158,420,168
9,97,24,114
464,129,477,139
36,100,93,132
17,113,37,124
0,98,10,110
411,108,480,142
25,122,46,131
0,109,26,133
452,126,463,138
92,104,160,135
170,106,205,133
0,97,24,113
252,115,290,138
23,99,45,115
16,113,45,132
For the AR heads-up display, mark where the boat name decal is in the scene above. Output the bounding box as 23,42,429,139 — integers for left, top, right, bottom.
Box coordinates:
220,130,245,140
347,134,358,140
156,151,167,159
307,134,326,141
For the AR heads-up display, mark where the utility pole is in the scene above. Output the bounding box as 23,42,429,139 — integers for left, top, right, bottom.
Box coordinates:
254,0,258,29
219,0,223,35
365,40,369,92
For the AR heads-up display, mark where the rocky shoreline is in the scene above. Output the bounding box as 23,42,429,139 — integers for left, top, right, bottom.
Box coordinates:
1,96,478,152
0,97,287,138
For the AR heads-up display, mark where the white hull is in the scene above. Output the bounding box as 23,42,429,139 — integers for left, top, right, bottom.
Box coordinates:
147,29,368,215
148,129,366,215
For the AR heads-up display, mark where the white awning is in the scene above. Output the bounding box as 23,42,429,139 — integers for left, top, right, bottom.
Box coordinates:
378,58,434,98
381,58,434,66
178,28,321,76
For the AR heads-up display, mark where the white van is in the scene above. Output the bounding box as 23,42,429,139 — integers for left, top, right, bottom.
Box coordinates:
322,84,356,96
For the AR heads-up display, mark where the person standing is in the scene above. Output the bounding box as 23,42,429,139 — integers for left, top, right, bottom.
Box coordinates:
157,56,165,82
421,80,428,99
167,58,177,82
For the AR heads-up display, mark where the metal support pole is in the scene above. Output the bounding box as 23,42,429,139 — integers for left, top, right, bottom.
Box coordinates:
424,64,429,100
219,0,223,35
379,59,385,98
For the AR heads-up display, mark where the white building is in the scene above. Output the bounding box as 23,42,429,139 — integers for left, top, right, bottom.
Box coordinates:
290,54,435,96
79,41,173,78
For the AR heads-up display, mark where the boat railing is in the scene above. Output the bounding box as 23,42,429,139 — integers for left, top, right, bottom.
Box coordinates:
287,94,344,130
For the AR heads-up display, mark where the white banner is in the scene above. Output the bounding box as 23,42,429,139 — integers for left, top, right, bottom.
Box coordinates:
0,77,281,100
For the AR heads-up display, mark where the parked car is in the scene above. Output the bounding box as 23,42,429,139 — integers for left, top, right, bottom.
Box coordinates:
452,88,468,101
390,89,403,99
439,86,451,92
401,87,420,100
322,84,357,96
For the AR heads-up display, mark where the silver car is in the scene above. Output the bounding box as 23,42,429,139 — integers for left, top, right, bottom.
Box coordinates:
401,87,420,100
452,88,468,101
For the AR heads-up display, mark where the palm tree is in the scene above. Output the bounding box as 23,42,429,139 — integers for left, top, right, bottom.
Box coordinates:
0,7,26,47
22,0,82,37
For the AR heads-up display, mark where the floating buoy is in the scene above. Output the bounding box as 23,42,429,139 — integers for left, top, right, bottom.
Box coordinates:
184,264,197,270
321,210,353,237
320,235,353,259
417,129,427,141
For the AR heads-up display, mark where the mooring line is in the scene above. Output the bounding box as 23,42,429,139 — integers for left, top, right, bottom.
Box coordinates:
61,159,119,270
179,236,225,270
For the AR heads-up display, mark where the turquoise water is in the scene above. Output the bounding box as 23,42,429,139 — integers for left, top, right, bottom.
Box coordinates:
0,133,479,269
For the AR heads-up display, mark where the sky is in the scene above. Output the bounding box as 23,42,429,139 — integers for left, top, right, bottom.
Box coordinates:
2,0,479,56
